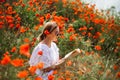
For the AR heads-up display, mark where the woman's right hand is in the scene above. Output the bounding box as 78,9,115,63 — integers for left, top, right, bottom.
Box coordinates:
42,66,54,72
42,59,65,72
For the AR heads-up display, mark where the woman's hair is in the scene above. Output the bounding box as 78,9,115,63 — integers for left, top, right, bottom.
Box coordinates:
37,22,58,41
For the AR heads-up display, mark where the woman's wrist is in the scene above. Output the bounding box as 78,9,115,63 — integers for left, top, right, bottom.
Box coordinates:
51,65,56,69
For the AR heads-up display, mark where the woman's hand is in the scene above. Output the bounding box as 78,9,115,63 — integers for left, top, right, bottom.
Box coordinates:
42,66,54,72
42,64,59,72
42,59,65,72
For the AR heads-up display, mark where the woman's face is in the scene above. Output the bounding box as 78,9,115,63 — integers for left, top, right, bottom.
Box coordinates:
49,27,59,42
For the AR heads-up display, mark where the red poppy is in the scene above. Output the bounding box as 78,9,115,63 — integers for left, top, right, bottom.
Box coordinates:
93,32,101,39
17,70,28,78
113,65,119,70
69,35,75,41
23,38,30,43
11,47,17,52
36,62,44,69
94,18,100,24
116,42,120,46
48,74,54,80
28,66,37,75
67,26,74,33
95,45,102,51
89,27,93,30
38,51,43,55
35,14,40,17
11,58,24,67
44,30,50,35
52,70,58,75
34,25,39,31
16,23,21,28
116,72,120,79
1,54,11,65
67,60,72,66
39,17,44,25
20,27,26,33
19,44,30,57
46,13,51,20
35,77,43,80
9,24,14,28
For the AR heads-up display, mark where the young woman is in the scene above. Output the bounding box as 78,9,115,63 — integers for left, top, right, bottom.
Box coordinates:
29,22,64,79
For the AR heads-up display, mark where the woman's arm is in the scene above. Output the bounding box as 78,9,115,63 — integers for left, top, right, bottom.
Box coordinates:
42,49,81,72
42,64,59,72
42,59,65,72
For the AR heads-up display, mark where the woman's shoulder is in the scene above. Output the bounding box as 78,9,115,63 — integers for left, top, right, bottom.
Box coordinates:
36,42,58,50
51,41,59,50
31,43,49,55
38,42,50,50
51,41,57,46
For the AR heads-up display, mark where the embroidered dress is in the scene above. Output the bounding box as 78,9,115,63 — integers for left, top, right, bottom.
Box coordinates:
29,42,59,80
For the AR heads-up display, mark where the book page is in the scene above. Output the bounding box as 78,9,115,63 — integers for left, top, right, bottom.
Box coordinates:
64,48,81,59
55,48,81,66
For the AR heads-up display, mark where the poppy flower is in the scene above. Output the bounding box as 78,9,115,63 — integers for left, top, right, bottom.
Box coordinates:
46,13,51,20
89,27,93,30
35,76,43,80
52,70,58,75
113,65,119,70
38,51,43,55
94,18,100,24
36,62,44,69
17,17,21,21
99,38,105,43
20,27,26,33
116,72,120,79
44,30,50,35
35,13,40,17
67,26,74,33
93,32,101,39
58,77,64,80
9,23,14,28
17,70,28,78
11,58,24,67
11,47,16,52
87,32,92,37
28,66,37,75
34,25,39,31
69,34,77,41
48,74,54,80
23,38,30,43
95,45,102,51
1,54,11,65
39,17,44,25
66,78,71,80
67,60,72,66
33,37,37,42
16,23,20,28
116,42,120,46
117,38,120,40
19,44,30,57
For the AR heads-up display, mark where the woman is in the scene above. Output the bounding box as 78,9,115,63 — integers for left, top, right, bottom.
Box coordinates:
29,21,64,80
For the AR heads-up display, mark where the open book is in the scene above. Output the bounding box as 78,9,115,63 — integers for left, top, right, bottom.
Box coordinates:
55,48,81,66
42,48,81,72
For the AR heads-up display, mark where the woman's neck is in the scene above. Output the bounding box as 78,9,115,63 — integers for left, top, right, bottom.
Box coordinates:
41,37,52,48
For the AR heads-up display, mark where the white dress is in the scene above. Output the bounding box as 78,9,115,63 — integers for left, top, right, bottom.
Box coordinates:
29,42,59,80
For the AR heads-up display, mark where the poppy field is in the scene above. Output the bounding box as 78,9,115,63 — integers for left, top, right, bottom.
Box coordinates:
0,0,120,80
